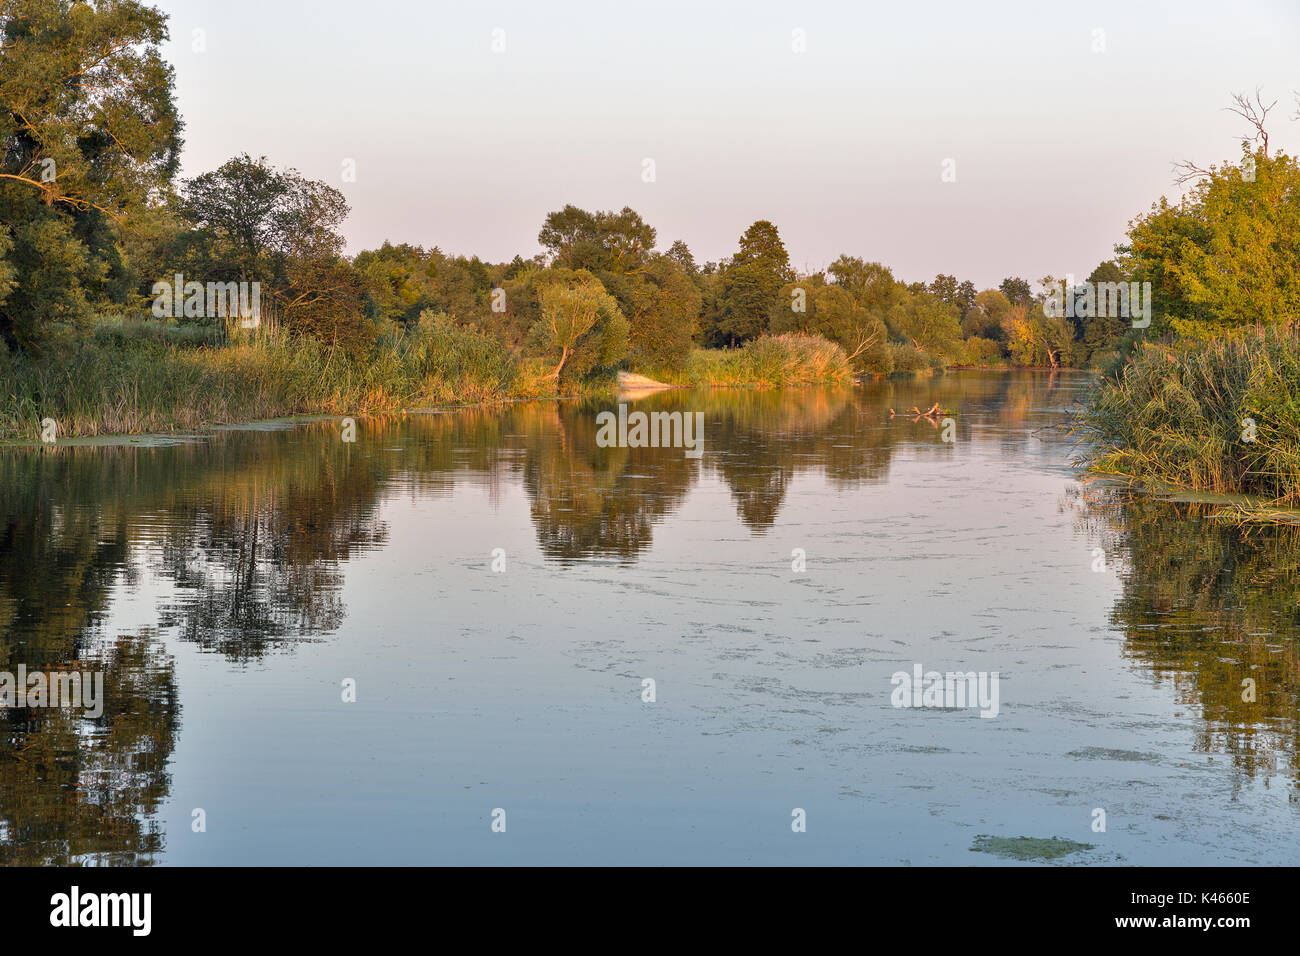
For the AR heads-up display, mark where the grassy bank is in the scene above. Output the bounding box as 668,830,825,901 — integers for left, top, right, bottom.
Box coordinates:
1080,326,1300,507
0,316,543,441
0,322,853,441
649,334,852,388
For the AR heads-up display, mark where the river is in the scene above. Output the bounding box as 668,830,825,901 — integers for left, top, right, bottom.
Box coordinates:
0,370,1295,864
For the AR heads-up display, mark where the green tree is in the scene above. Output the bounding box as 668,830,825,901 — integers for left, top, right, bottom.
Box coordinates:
1003,300,1074,368
1079,260,1129,359
538,204,656,274
623,254,701,371
716,220,792,345
887,289,964,360
530,269,628,382
1121,146,1300,334
999,276,1032,306
664,239,697,276
962,288,1012,341
278,256,374,355
771,274,890,373
181,154,349,284
0,0,182,349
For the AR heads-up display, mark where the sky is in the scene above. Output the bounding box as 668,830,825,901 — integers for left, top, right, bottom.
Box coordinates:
154,0,1299,289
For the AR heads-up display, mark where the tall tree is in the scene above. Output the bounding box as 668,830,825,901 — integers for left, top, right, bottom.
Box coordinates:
771,274,889,372
537,204,656,275
0,0,182,349
716,220,792,345
999,276,1032,306
1122,145,1300,334
181,154,348,284
623,254,701,371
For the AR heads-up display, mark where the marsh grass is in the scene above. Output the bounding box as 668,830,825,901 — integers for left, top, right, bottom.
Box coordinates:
0,323,851,441
1081,326,1300,505
681,333,852,387
0,316,541,441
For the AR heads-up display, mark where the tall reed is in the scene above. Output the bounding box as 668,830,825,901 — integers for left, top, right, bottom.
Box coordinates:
1080,326,1300,503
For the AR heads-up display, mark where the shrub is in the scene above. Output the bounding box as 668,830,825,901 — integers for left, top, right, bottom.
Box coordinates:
963,336,1005,366
887,342,931,373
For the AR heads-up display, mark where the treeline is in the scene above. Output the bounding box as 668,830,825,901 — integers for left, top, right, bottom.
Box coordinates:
352,211,1135,376
0,0,1141,392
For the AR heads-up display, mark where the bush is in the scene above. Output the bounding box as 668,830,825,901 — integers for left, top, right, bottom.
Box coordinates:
963,336,1005,366
887,342,932,373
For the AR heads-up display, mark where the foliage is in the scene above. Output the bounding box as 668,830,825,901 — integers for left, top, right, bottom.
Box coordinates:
685,333,851,387
529,269,628,382
1121,147,1300,334
1081,326,1300,503
0,0,182,349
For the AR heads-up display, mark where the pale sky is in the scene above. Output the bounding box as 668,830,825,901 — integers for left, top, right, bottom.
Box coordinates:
155,0,1299,288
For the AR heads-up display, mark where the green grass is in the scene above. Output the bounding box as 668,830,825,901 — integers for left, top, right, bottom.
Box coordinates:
1080,325,1300,505
679,333,852,387
0,316,539,441
0,323,854,441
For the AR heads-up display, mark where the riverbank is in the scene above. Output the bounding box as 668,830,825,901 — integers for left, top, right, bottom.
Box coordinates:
1079,325,1300,520
0,322,853,442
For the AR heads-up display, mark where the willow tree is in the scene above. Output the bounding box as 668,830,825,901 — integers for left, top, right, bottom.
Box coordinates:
530,269,628,382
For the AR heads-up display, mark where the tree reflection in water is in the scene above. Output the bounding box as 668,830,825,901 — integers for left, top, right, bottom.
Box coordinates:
6,371,1285,862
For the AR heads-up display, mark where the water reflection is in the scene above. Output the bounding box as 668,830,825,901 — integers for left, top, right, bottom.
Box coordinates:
1,370,1295,863
1076,486,1300,791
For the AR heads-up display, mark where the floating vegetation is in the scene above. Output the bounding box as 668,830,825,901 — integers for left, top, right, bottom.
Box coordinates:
971,835,1094,861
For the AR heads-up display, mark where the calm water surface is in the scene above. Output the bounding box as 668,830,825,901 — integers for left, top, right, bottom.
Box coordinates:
1,371,1296,865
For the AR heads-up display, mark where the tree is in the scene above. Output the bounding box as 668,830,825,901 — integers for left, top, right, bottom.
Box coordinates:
716,220,792,345
537,204,598,264
956,280,977,319
771,274,889,372
279,256,374,356
1123,146,1300,333
1003,301,1074,368
623,254,701,371
0,0,182,349
181,154,348,284
999,276,1032,306
827,256,899,312
530,269,628,382
538,204,656,274
1078,260,1129,359
962,289,1012,341
665,239,697,276
887,289,964,360
928,274,977,323
929,274,958,303
733,220,793,277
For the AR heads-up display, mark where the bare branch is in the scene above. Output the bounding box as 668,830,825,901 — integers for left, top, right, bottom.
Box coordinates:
1225,87,1277,157
1172,159,1210,186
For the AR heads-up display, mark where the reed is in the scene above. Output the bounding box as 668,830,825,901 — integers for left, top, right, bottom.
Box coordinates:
1080,326,1300,504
